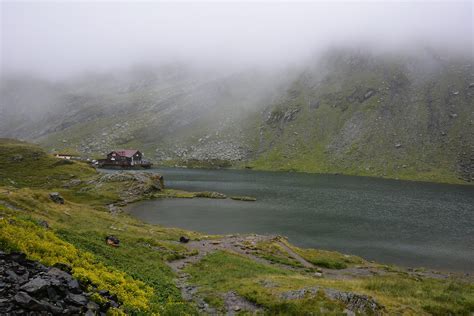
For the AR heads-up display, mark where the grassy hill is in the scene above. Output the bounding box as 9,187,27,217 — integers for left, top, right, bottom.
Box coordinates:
1,139,473,314
0,138,96,188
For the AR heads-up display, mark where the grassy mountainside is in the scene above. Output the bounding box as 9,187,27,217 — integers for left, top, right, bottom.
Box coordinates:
1,139,473,315
1,48,472,183
249,50,474,183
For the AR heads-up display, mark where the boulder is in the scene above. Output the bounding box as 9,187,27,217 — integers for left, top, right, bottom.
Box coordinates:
105,235,120,247
38,220,50,229
363,89,375,100
179,236,190,243
11,154,24,162
309,100,320,110
49,192,64,204
67,293,88,306
20,277,50,293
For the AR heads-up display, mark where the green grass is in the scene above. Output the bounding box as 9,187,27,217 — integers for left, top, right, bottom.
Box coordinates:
0,138,97,188
184,249,469,315
286,242,365,270
252,240,305,268
184,250,346,315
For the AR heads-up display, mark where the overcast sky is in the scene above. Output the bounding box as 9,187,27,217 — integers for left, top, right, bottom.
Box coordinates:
1,1,472,78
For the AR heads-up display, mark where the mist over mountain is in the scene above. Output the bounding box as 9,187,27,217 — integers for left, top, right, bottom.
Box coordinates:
2,1,471,77
1,1,473,183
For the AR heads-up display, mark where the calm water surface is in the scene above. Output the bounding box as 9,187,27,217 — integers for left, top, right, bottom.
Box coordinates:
126,168,474,272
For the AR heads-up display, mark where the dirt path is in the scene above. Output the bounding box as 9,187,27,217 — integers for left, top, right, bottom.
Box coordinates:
276,241,314,269
165,233,461,314
166,235,269,315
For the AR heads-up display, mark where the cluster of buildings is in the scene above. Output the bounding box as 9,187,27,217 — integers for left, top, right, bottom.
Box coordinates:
55,149,152,169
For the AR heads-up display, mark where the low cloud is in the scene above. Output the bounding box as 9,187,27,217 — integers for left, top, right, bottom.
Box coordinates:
1,1,472,78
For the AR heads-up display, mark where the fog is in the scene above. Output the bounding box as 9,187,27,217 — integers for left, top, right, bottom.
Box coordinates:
1,1,472,79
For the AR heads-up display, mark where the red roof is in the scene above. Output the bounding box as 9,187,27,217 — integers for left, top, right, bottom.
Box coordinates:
111,150,139,158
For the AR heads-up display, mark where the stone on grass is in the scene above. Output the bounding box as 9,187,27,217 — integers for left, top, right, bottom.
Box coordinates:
49,192,64,204
179,236,190,243
105,235,120,247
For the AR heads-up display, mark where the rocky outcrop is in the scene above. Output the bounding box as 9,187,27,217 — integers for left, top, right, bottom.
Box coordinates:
155,140,249,166
95,172,164,201
280,287,383,315
266,108,300,125
0,251,118,315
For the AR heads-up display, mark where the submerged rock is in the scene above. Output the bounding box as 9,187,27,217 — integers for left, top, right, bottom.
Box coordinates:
194,191,227,199
230,196,257,202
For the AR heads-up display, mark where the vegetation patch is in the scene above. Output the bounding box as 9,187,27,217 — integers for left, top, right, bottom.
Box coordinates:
252,240,305,268
0,216,153,312
286,241,365,269
0,139,96,188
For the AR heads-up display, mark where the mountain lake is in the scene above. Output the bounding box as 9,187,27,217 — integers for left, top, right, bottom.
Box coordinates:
125,168,474,272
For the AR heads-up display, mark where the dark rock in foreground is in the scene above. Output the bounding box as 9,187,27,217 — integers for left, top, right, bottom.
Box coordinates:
0,251,118,315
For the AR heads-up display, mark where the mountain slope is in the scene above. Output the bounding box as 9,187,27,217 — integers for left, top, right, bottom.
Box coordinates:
249,50,474,183
1,49,472,183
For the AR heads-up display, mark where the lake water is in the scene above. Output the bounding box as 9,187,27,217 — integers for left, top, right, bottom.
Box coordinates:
126,168,474,272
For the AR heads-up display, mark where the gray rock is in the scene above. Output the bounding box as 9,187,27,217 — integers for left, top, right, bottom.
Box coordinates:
49,192,64,204
364,89,375,100
14,292,33,305
47,267,72,281
309,100,320,110
68,279,81,293
68,293,88,306
38,220,49,229
20,277,50,293
105,235,120,247
11,154,23,162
